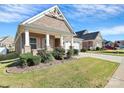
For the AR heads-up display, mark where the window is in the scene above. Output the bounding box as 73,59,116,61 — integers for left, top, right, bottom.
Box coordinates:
30,37,37,49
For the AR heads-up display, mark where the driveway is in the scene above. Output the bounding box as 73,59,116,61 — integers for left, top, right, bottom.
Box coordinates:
75,53,124,88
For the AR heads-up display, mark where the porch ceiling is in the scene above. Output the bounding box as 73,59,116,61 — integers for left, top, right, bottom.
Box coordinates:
23,24,73,36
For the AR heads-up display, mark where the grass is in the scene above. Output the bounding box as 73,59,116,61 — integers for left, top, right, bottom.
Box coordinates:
0,57,119,88
87,49,124,56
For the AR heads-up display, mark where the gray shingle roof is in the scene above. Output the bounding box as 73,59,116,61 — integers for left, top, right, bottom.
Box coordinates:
76,30,100,40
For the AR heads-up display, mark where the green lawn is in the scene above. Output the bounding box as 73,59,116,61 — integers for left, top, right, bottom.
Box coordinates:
87,50,124,56
0,57,119,88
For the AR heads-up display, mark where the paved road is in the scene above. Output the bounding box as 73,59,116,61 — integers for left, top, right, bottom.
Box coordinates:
75,53,124,88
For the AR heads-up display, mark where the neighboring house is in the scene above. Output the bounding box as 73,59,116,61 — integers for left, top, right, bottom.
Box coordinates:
0,36,15,52
0,47,7,55
76,30,103,50
103,40,115,50
15,5,82,55
114,40,124,49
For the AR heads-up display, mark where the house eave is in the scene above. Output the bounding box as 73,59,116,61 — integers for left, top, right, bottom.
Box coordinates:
24,24,73,36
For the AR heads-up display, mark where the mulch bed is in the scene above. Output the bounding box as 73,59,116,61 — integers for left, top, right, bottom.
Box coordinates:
6,58,77,74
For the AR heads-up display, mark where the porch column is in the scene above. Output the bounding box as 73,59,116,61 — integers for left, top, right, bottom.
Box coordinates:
24,29,31,53
60,36,63,48
71,36,74,48
46,34,50,50
25,29,30,46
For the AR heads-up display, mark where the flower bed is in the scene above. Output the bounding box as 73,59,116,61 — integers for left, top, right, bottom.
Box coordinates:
6,58,77,74
6,60,62,73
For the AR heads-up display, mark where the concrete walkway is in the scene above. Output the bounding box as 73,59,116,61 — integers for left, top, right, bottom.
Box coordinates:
75,53,124,88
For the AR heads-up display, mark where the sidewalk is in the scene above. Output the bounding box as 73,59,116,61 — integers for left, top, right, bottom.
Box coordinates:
105,63,124,88
75,53,124,88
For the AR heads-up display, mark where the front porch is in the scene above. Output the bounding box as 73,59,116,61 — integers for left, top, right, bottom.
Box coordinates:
20,29,74,55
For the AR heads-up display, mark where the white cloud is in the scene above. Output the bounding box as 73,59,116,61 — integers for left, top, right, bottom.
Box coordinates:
0,4,124,24
63,4,124,21
98,25,124,36
73,5,124,15
0,4,51,23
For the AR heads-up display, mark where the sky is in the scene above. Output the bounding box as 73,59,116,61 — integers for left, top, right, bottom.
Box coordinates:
0,4,124,41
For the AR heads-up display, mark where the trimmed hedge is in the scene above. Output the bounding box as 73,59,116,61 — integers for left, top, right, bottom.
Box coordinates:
0,52,19,61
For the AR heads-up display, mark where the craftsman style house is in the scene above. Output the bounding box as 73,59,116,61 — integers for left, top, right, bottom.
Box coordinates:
76,30,103,50
15,5,82,54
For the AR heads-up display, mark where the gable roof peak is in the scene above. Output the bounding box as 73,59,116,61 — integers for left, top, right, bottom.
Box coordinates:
76,30,101,40
20,5,76,35
21,5,60,25
76,29,88,35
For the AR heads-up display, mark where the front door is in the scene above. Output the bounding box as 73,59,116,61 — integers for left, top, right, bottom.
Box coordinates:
55,38,60,47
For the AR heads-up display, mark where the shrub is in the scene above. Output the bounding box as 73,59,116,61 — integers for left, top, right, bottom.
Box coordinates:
19,53,41,67
100,48,104,50
37,50,54,63
0,52,19,61
46,53,55,61
20,53,33,61
52,47,65,60
32,56,41,65
19,53,33,66
81,49,86,52
66,49,73,59
96,47,100,51
27,58,34,66
37,50,47,63
19,58,27,68
88,49,91,51
73,49,79,55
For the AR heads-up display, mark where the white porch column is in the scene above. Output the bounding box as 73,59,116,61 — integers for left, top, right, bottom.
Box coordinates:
24,29,31,53
71,36,74,47
60,36,63,47
46,34,50,48
25,29,30,46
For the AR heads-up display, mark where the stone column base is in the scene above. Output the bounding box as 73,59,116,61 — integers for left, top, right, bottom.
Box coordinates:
46,46,53,51
24,45,31,53
32,49,38,55
60,46,64,49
